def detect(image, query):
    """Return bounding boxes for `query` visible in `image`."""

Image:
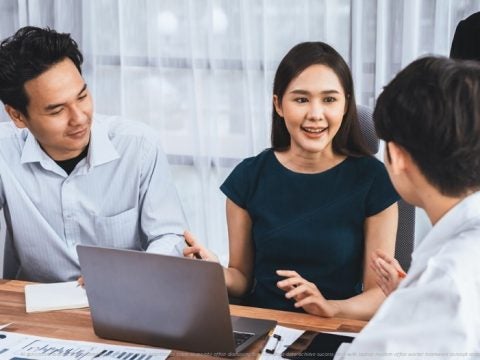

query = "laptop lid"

[77,245,275,354]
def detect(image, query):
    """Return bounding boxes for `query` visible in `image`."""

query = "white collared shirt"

[0,114,187,282]
[335,191,480,359]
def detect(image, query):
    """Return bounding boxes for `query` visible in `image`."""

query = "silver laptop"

[77,245,276,354]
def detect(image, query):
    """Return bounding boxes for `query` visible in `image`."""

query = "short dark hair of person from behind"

[270,41,371,157]
[450,12,480,61]
[0,26,83,115]
[374,56,480,197]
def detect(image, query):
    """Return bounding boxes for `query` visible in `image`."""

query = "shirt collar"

[19,116,120,170]
[20,130,49,165]
[86,117,120,168]
[20,131,66,176]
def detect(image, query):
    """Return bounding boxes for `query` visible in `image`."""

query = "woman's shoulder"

[221,149,275,207]
[347,155,388,175]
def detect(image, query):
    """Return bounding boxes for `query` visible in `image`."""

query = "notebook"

[76,245,276,355]
[25,281,89,313]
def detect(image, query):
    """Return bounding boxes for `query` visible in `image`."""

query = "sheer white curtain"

[1,0,479,263]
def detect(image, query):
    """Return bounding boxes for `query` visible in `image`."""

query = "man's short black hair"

[374,56,480,197]
[450,12,480,61]
[0,26,83,115]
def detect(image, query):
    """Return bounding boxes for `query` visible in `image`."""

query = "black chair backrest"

[357,105,414,270]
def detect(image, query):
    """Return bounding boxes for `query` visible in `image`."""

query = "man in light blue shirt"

[0,27,187,282]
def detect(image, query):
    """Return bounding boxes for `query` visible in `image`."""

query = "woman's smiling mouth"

[301,126,328,137]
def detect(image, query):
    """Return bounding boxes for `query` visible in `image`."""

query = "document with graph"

[0,331,170,359]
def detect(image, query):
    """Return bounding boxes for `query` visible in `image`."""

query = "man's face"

[14,58,93,161]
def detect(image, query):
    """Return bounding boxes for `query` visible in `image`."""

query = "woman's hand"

[370,249,406,296]
[183,230,219,262]
[276,270,340,318]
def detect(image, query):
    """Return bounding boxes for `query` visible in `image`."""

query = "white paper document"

[24,281,89,313]
[0,331,170,360]
[260,325,305,359]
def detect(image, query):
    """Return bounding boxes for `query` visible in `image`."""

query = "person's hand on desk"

[77,276,84,287]
[276,270,341,318]
[183,230,219,262]
[370,249,406,296]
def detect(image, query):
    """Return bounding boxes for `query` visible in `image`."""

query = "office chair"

[3,238,19,279]
[357,104,415,271]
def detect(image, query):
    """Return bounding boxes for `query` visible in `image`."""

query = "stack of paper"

[24,281,89,313]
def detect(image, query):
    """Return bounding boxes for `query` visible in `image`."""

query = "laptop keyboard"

[233,331,255,347]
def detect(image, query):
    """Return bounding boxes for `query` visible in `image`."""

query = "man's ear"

[4,105,28,129]
[386,141,407,175]
[273,95,283,117]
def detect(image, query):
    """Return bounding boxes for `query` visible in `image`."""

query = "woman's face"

[274,64,347,156]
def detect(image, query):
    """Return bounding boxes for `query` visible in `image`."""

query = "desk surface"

[0,280,366,359]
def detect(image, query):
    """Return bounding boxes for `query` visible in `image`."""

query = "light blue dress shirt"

[0,114,187,282]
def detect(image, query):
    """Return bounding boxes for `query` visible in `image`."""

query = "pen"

[397,270,407,279]
[185,239,202,260]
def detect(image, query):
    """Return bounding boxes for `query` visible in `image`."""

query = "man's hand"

[370,249,406,296]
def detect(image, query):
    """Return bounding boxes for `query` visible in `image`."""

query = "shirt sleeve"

[365,160,400,217]
[0,158,5,209]
[139,137,188,256]
[0,162,5,238]
[146,234,186,256]
[334,265,472,359]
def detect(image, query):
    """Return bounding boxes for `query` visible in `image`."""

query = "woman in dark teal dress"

[184,42,399,320]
